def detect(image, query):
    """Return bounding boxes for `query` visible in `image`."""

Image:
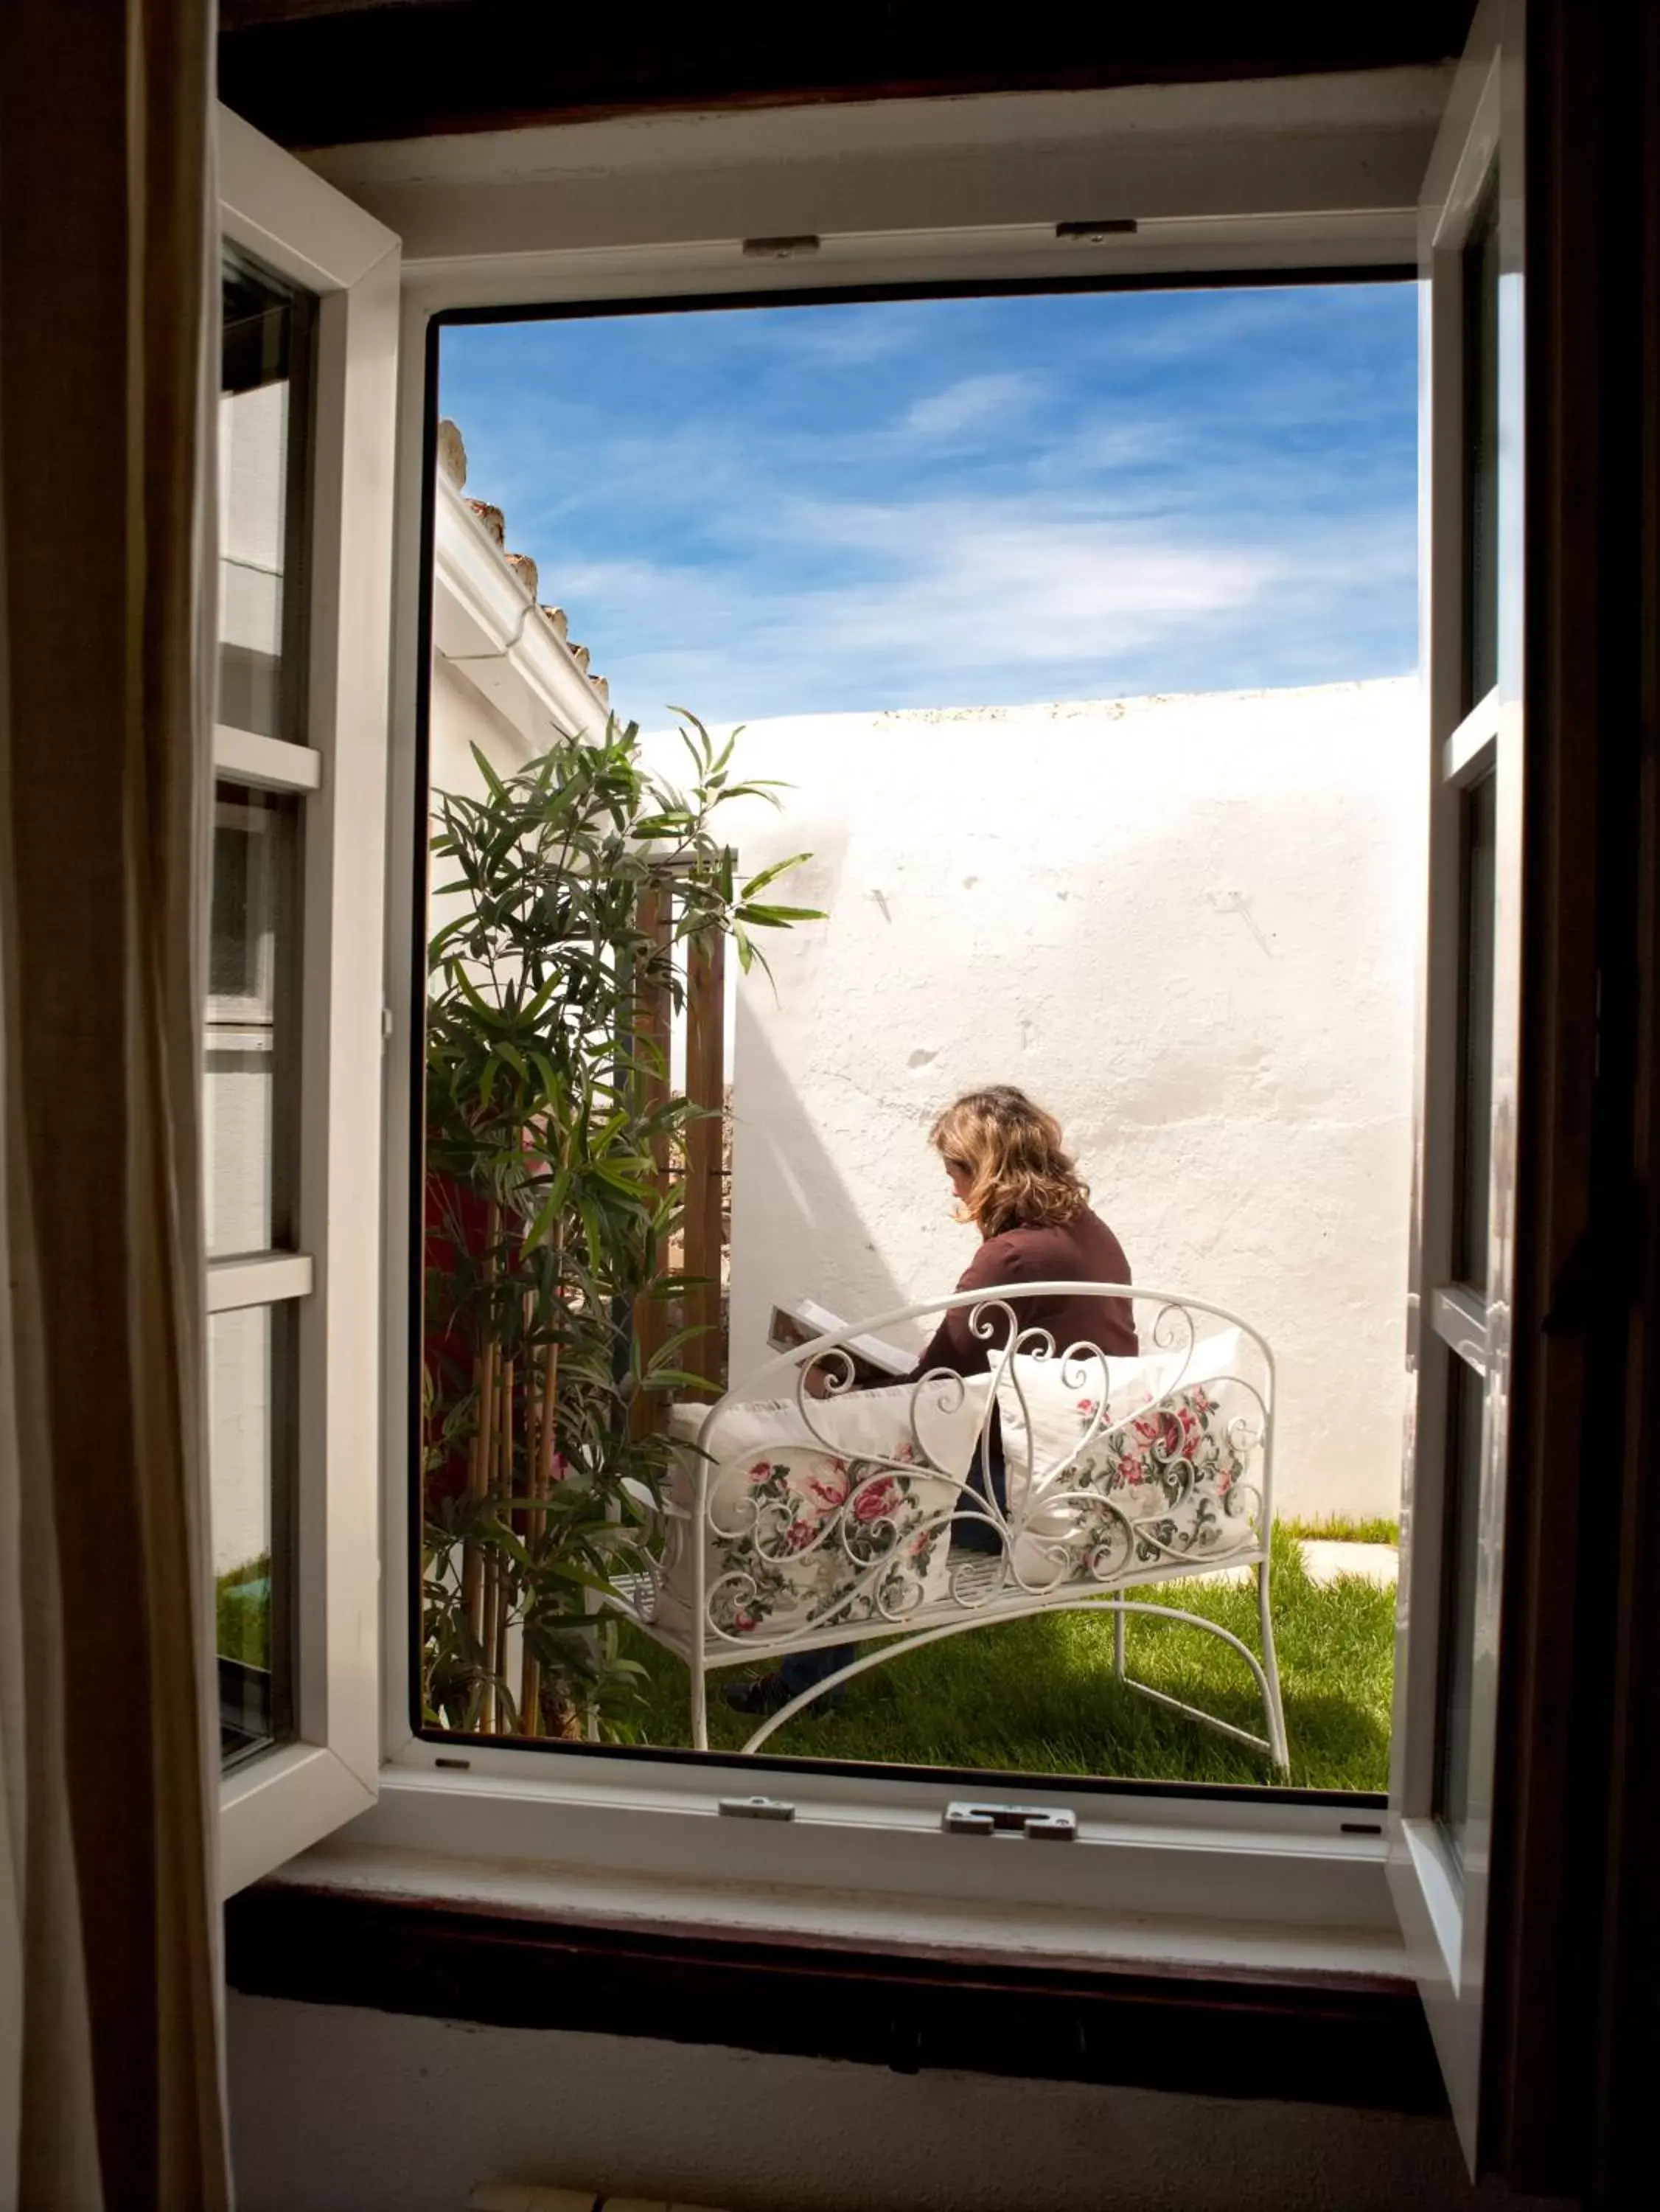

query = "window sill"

[311,1754,1398,1959]
[226,1855,1443,2114]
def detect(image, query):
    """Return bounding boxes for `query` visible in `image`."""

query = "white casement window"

[1387,0,1523,2163]
[231,0,1532,2161]
[211,111,400,1896]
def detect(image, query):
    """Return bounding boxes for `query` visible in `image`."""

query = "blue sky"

[439,283,1417,725]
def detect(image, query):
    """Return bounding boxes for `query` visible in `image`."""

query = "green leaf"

[470,741,508,801]
[454,962,508,1030]
[739,852,812,899]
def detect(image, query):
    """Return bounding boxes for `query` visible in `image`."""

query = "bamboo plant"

[422,712,817,1739]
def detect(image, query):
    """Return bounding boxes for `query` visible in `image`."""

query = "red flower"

[852,1478,899,1525]
[1157,1409,1197,1459]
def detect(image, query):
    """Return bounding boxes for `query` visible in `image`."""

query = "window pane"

[1463,186,1501,709]
[206,782,300,1257]
[220,249,314,741]
[211,1301,296,1767]
[1454,773,1498,1287]
[420,283,1421,1794]
[1435,1353,1485,1860]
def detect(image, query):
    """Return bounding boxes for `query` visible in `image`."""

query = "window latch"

[944,1801,1077,1840]
[718,1794,795,1822]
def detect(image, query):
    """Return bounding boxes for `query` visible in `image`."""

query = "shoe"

[722,1671,845,1717]
[722,1672,794,1717]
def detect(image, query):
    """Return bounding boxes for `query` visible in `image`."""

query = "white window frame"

[215,108,400,1899]
[1386,0,1523,2163]
[271,65,1464,1965]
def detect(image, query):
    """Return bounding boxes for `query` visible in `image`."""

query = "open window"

[220,0,1585,2167]
[212,110,400,1895]
[1387,0,1521,2164]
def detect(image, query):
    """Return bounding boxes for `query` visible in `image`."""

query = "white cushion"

[994,1327,1263,1585]
[658,1374,992,1646]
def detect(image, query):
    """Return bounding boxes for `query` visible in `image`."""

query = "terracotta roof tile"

[439,417,611,709]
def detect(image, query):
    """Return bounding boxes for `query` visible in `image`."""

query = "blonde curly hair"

[929,1085,1089,1240]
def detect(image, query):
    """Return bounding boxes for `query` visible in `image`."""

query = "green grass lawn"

[1280,1514,1401,1547]
[216,1554,271,1670]
[624,1528,1395,1791]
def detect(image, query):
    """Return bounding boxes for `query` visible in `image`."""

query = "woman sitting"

[725,1085,1135,1717]
[905,1083,1137,1382]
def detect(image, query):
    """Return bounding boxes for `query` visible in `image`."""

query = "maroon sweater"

[904,1206,1137,1380]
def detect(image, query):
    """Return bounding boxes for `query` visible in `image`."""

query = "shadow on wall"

[725,956,915,1371]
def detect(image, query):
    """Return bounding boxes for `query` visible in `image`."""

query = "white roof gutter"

[431,470,614,751]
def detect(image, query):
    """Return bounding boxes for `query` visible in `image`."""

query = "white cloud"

[806,509,1272,667]
[1038,420,1183,476]
[773,305,936,365]
[904,373,1044,439]
[557,490,1298,723]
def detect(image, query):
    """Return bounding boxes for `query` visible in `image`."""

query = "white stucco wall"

[714,679,1423,1524]
[430,653,539,797]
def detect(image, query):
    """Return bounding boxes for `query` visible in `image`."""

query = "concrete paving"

[1205,1539,1400,1590]
[1298,1539,1398,1587]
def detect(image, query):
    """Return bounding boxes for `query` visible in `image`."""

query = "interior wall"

[226,1994,1539,2212]
[714,678,1422,1524]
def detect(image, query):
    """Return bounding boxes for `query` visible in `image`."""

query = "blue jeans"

[779,1427,1009,1692]
[952,1421,1009,1554]
[778,1643,852,1695]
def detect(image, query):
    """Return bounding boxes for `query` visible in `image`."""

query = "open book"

[767,1295,915,1381]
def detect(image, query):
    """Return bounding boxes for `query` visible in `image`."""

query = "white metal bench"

[613,1284,1289,1770]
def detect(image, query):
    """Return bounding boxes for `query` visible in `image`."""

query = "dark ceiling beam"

[219,1,1477,152]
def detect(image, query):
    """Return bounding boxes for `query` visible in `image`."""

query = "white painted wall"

[430,653,538,796]
[713,679,1422,1524]
[228,1995,1535,2212]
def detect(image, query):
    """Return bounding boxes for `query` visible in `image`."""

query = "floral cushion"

[995,1330,1264,1585]
[659,1376,991,1647]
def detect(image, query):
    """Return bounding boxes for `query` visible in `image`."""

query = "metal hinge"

[944,1801,1078,1840]
[718,1794,796,1822]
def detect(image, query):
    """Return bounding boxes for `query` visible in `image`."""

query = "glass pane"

[1454,773,1498,1287]
[205,782,300,1257]
[1435,1353,1485,1860]
[1463,185,1501,709]
[422,282,1422,1793]
[211,1301,296,1767]
[220,248,315,741]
